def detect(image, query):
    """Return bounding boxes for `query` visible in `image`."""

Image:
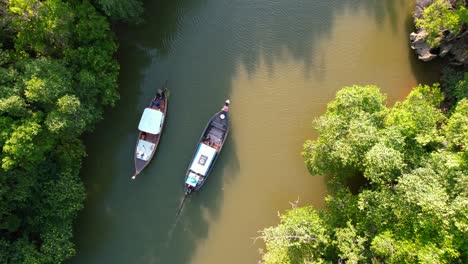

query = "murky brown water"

[70,1,439,263]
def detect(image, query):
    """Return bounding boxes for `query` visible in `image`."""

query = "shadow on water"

[359,0,405,32]
[71,40,151,255]
[70,0,425,263]
[115,0,207,56]
[117,0,413,78]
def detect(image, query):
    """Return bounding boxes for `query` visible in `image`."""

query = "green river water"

[70,0,439,263]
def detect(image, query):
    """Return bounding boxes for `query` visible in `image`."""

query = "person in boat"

[222,99,230,112]
[205,136,214,147]
[151,100,160,109]
[141,132,147,140]
[156,88,165,99]
[138,145,146,159]
[186,183,196,194]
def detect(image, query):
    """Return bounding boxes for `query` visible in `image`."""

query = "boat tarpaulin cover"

[186,172,200,187]
[138,108,164,134]
[136,139,155,161]
[189,143,217,176]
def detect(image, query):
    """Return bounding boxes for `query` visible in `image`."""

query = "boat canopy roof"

[190,143,217,176]
[138,108,164,134]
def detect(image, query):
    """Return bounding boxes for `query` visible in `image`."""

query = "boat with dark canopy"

[184,100,230,194]
[132,84,169,180]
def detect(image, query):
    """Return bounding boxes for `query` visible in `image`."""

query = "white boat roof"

[189,143,217,176]
[138,108,164,134]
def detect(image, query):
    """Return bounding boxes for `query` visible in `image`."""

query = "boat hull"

[132,87,169,179]
[184,109,229,194]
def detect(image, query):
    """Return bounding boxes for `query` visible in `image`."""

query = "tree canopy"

[0,0,119,262]
[261,85,468,263]
[95,0,144,23]
[416,0,467,47]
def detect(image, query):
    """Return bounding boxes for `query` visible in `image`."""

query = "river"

[70,0,439,263]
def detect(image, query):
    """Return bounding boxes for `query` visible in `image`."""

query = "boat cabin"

[138,108,164,135]
[136,108,164,161]
[186,143,217,186]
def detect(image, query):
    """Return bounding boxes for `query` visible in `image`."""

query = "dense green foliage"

[262,207,329,263]
[261,85,468,263]
[95,0,143,23]
[416,0,467,47]
[441,67,468,107]
[0,0,118,262]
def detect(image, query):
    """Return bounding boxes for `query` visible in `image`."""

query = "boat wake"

[175,194,188,218]
[164,195,189,248]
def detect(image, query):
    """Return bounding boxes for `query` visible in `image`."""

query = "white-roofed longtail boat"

[132,83,169,180]
[184,100,230,195]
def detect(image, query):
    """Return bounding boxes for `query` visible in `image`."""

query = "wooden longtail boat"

[132,85,169,180]
[184,100,230,195]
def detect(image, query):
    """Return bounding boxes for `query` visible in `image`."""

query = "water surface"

[71,1,439,263]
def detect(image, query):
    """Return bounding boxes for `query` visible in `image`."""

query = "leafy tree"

[262,84,468,263]
[385,84,445,146]
[415,0,465,47]
[441,67,468,107]
[261,207,330,264]
[302,85,387,178]
[363,143,405,186]
[459,5,468,23]
[65,0,120,107]
[356,189,397,235]
[370,231,397,262]
[0,95,28,117]
[22,58,73,108]
[0,0,119,263]
[379,84,445,171]
[444,99,468,150]
[45,95,95,138]
[9,0,74,55]
[2,115,54,171]
[334,221,366,264]
[396,168,450,230]
[370,231,449,264]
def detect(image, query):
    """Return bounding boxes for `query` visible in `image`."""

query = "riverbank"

[69,1,444,263]
[0,1,120,262]
[410,0,467,107]
[259,1,467,263]
[261,82,467,263]
[410,0,467,64]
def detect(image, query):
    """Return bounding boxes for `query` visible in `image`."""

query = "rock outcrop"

[410,0,467,65]
[410,30,437,62]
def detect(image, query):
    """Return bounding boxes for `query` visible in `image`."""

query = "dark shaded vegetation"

[0,0,132,262]
[413,0,467,109]
[94,0,144,23]
[441,66,468,108]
